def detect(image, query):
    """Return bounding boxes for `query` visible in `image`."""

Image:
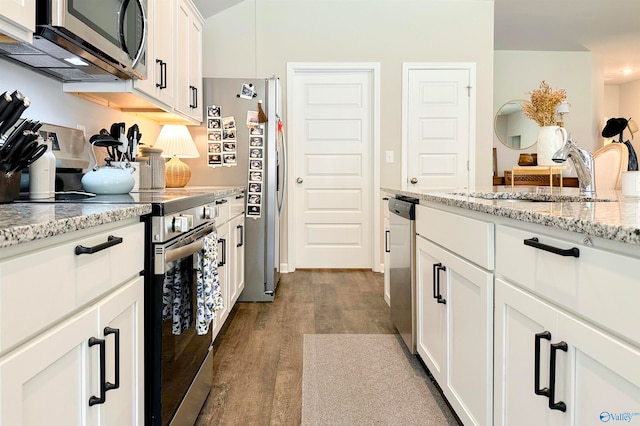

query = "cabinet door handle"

[534,331,551,398]
[215,199,228,205]
[384,230,390,253]
[104,327,120,392]
[218,238,226,267]
[549,341,568,412]
[237,225,244,247]
[524,237,580,258]
[193,86,198,108]
[155,59,167,89]
[88,337,107,406]
[75,235,123,255]
[432,263,441,300]
[436,264,446,304]
[235,194,244,199]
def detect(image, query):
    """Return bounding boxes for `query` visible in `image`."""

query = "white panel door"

[291,69,373,268]
[406,67,471,190]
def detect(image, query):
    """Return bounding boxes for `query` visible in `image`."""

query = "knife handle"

[0,98,30,136]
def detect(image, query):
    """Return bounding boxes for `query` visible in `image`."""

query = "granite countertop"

[383,186,640,245]
[0,186,246,249]
[0,203,152,248]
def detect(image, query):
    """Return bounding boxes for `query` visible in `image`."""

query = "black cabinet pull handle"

[215,199,229,205]
[432,263,441,300]
[436,264,447,304]
[218,238,226,267]
[236,194,244,199]
[104,327,120,392]
[193,86,198,108]
[549,341,568,412]
[237,225,244,247]
[155,59,167,88]
[524,237,580,258]
[75,235,123,255]
[88,337,107,406]
[534,331,551,398]
[382,197,389,201]
[384,230,390,253]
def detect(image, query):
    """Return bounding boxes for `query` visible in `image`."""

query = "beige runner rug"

[302,334,459,425]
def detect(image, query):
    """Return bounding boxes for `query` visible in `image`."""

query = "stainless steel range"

[17,123,224,425]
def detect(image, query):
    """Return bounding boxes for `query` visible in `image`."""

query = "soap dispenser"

[29,137,55,199]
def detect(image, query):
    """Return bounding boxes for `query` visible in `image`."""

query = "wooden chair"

[593,143,628,190]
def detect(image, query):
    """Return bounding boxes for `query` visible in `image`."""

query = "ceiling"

[192,0,640,85]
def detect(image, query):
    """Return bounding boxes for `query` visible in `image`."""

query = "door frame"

[401,62,477,190]
[286,62,381,273]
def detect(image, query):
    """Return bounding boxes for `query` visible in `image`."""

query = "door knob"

[410,177,418,184]
[296,177,303,184]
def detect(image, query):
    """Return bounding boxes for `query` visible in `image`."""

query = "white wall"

[196,0,495,190]
[0,60,162,152]
[493,50,600,178]
[617,80,640,154]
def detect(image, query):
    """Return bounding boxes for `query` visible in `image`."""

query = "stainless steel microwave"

[0,0,147,82]
[34,0,148,80]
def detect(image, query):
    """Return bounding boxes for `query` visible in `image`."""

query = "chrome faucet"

[552,138,596,197]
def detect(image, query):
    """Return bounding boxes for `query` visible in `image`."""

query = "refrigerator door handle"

[277,119,287,213]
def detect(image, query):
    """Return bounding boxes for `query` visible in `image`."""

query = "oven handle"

[165,239,204,264]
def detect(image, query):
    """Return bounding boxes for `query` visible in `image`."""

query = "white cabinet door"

[175,0,203,122]
[0,308,97,426]
[134,0,175,107]
[416,235,448,386]
[383,214,390,306]
[495,278,640,426]
[0,277,144,426]
[417,235,493,426]
[97,276,144,426]
[215,222,230,327]
[0,0,35,42]
[229,214,245,306]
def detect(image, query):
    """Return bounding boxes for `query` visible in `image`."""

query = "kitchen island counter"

[383,187,640,246]
[0,203,152,248]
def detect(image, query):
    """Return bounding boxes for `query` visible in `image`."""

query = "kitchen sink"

[448,192,616,202]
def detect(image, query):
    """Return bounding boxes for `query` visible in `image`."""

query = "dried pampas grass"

[522,81,567,127]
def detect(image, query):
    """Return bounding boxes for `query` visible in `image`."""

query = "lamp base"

[164,156,191,188]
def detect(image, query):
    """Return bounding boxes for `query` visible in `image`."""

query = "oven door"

[147,223,215,425]
[50,0,147,75]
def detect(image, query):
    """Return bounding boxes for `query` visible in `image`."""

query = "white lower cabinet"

[0,276,144,425]
[416,235,493,426]
[494,278,640,426]
[215,220,230,329]
[229,214,245,306]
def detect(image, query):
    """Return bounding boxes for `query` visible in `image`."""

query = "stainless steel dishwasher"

[388,195,418,354]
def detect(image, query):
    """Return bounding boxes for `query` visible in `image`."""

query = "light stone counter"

[382,187,640,246]
[0,203,152,248]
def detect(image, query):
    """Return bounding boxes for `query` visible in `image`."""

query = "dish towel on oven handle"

[162,257,193,335]
[196,229,224,335]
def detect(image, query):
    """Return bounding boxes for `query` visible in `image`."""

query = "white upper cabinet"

[0,0,35,43]
[174,0,203,122]
[134,0,176,109]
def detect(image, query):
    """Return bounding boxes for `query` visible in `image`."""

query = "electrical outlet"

[385,150,394,163]
[76,124,86,135]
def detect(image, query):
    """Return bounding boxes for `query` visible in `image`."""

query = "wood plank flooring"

[195,269,396,425]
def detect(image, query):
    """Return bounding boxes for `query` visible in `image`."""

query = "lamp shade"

[153,125,200,158]
[556,101,570,114]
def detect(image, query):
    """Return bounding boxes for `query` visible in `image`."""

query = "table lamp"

[153,124,200,187]
[556,101,570,127]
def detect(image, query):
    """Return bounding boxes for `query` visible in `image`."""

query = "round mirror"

[494,99,539,150]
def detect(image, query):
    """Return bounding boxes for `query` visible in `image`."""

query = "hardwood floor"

[195,269,396,425]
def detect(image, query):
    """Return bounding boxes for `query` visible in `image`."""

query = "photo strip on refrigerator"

[206,105,226,168]
[246,124,265,218]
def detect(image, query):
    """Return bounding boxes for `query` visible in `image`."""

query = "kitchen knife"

[0,92,12,121]
[0,96,30,136]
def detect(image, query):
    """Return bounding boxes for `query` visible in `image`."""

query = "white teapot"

[81,141,135,194]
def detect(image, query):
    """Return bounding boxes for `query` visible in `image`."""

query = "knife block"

[0,171,21,203]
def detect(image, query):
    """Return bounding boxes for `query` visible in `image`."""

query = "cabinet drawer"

[215,197,230,224]
[496,224,640,346]
[416,205,494,270]
[229,193,245,219]
[0,222,144,354]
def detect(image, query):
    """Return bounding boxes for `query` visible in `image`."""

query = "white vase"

[536,125,567,166]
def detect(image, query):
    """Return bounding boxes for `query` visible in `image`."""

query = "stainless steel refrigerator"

[202,77,285,302]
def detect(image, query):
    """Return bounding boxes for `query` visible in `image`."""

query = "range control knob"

[203,205,216,220]
[172,215,193,233]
